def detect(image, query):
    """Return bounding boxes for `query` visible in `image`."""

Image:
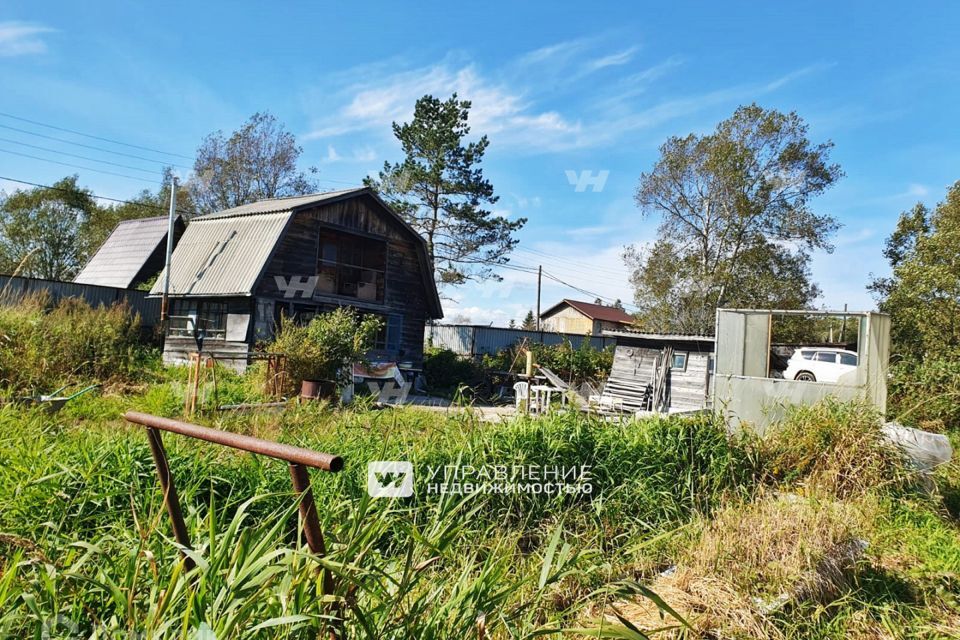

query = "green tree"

[623,104,842,334]
[189,112,318,215]
[521,310,536,330]
[0,176,98,279]
[367,93,525,285]
[869,182,960,359]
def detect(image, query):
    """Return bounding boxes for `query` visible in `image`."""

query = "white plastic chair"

[513,381,537,413]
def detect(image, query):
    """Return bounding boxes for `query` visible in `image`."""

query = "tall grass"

[0,397,751,637]
[0,292,154,391]
[1,387,958,638]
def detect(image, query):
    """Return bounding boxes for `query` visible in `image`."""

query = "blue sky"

[2,2,958,324]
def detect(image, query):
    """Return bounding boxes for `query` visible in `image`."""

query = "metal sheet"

[75,215,174,288]
[712,308,891,433]
[150,212,292,297]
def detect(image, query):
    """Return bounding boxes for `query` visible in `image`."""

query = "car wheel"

[795,371,816,382]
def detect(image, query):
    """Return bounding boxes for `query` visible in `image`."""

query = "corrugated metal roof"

[601,328,715,341]
[149,212,292,297]
[197,188,366,219]
[75,215,175,289]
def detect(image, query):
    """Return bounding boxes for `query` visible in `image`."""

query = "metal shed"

[712,308,891,433]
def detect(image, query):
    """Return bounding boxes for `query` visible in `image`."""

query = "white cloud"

[302,42,824,155]
[583,46,639,73]
[303,61,583,150]
[0,21,55,57]
[322,144,377,164]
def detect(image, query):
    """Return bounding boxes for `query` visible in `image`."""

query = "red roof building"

[540,298,634,335]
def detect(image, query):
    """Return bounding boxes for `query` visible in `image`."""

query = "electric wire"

[0,111,193,160]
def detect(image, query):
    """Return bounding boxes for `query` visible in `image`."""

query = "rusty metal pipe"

[124,411,343,472]
[146,427,195,572]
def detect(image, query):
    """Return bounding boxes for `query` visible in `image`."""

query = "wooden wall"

[255,194,435,365]
[604,336,714,413]
[161,297,253,372]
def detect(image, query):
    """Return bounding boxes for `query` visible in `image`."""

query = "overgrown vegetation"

[0,292,154,391]
[269,307,382,395]
[423,339,614,397]
[0,386,957,637]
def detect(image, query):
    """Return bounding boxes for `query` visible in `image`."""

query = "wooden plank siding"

[669,352,710,411]
[602,336,714,413]
[254,194,433,365]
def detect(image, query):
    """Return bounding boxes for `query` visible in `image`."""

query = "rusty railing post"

[290,462,341,637]
[123,411,345,633]
[145,426,194,572]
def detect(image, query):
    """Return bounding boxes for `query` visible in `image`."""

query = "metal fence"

[0,274,161,328]
[425,323,616,357]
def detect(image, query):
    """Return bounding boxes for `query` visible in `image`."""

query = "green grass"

[0,381,958,638]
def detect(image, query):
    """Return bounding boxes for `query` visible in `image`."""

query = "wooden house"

[600,329,714,413]
[150,188,443,371]
[541,299,634,335]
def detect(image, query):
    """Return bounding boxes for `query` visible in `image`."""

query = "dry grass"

[596,492,869,638]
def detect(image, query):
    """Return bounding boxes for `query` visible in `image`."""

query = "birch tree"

[624,104,842,333]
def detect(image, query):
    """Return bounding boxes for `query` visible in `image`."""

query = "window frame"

[167,299,227,339]
[671,351,688,372]
[316,228,388,304]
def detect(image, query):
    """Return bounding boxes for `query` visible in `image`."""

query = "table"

[530,385,567,413]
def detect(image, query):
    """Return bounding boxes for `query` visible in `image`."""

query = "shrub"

[888,357,960,431]
[269,307,382,393]
[422,346,484,394]
[482,339,614,385]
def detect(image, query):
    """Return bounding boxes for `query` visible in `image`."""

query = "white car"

[782,348,858,383]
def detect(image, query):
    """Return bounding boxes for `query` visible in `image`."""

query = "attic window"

[316,230,386,303]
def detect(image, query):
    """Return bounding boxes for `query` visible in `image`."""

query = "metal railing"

[123,411,343,634]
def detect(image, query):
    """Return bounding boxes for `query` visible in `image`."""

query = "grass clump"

[0,292,154,391]
[761,399,910,499]
[601,492,869,639]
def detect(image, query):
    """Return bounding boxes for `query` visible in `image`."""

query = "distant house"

[149,187,443,371]
[540,299,634,335]
[75,215,185,289]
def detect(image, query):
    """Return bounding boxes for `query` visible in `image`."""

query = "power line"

[515,246,634,278]
[0,123,193,170]
[0,174,193,215]
[541,269,639,312]
[0,111,193,160]
[0,148,161,184]
[0,136,163,176]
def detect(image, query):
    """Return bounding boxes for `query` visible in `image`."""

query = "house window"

[168,299,227,339]
[317,230,386,303]
[363,313,404,353]
[671,351,688,371]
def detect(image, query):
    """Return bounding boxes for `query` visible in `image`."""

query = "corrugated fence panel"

[425,324,616,357]
[0,275,161,327]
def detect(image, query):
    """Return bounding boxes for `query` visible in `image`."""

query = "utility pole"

[839,303,848,343]
[160,177,178,325]
[536,265,542,331]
